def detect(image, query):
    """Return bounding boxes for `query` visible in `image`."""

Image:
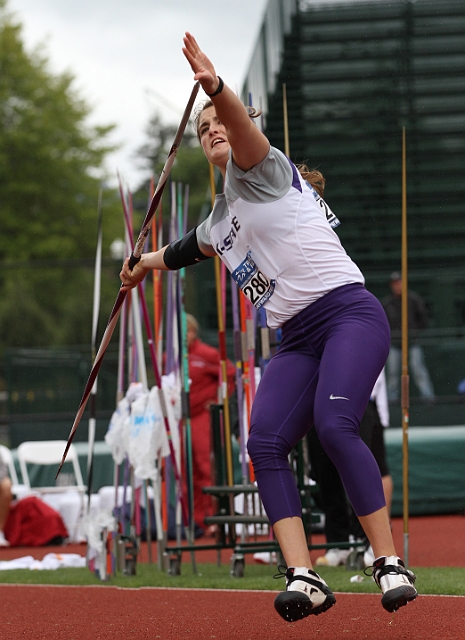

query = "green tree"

[0,1,124,354]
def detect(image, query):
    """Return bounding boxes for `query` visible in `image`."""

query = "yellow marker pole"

[210,164,234,486]
[401,127,410,567]
[282,83,290,157]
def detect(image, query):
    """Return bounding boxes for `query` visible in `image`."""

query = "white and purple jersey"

[196,146,364,329]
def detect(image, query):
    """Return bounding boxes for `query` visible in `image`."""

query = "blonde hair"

[296,165,326,198]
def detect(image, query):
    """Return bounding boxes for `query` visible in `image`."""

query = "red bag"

[4,496,68,546]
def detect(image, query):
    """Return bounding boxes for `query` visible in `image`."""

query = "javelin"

[57,82,200,477]
[86,187,103,509]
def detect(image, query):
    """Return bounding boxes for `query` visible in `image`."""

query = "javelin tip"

[55,457,65,479]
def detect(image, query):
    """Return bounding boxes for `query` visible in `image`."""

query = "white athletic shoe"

[316,548,351,567]
[367,555,417,612]
[0,530,10,547]
[274,566,336,622]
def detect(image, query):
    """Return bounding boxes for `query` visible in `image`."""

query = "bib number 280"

[232,253,275,309]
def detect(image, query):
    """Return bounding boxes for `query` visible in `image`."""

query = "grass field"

[1,562,464,596]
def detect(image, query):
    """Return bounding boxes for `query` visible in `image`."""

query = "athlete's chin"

[206,146,229,167]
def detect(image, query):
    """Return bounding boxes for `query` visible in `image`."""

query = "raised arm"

[182,32,269,172]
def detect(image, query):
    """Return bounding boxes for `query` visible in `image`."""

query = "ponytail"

[296,165,326,199]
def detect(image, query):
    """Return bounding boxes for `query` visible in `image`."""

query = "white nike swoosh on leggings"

[329,394,350,400]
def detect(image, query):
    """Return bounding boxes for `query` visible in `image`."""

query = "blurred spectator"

[186,314,235,533]
[382,272,434,401]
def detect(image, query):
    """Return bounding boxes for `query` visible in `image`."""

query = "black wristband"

[205,76,224,97]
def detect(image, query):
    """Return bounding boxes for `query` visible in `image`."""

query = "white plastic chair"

[17,440,86,493]
[16,440,87,541]
[0,444,20,485]
[0,444,29,499]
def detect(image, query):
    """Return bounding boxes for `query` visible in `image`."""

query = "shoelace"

[273,565,289,580]
[363,565,374,578]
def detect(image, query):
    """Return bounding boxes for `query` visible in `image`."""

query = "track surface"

[1,515,464,639]
[0,585,463,639]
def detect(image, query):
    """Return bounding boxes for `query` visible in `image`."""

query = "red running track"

[1,515,464,639]
[0,585,463,639]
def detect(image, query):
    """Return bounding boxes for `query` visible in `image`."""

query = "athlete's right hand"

[120,256,151,292]
[182,32,219,97]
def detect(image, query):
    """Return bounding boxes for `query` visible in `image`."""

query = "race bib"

[318,197,341,229]
[308,183,341,229]
[232,253,275,309]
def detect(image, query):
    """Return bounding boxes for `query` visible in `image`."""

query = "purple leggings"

[247,284,390,524]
